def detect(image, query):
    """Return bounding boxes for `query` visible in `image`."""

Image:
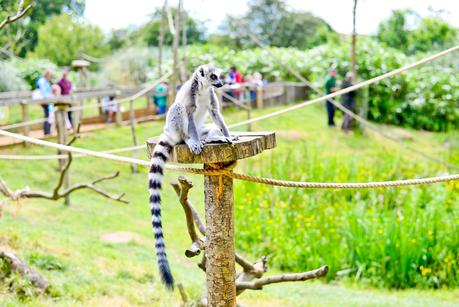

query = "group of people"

[324,66,357,132]
[224,66,266,101]
[34,69,73,135]
[151,66,266,114]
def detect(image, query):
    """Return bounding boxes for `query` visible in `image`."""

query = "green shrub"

[234,143,459,289]
[0,61,30,92]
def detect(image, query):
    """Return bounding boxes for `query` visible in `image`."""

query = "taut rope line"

[0,129,457,189]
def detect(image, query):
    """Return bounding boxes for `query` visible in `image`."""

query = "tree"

[410,17,457,53]
[376,9,416,53]
[32,14,109,67]
[351,0,358,76]
[130,8,206,47]
[376,10,457,54]
[220,0,337,49]
[0,0,33,31]
[0,0,85,56]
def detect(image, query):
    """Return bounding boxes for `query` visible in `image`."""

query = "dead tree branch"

[236,265,329,291]
[0,1,33,30]
[0,124,128,205]
[171,176,329,301]
[0,251,49,292]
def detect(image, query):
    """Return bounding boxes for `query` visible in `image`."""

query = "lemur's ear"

[199,67,205,77]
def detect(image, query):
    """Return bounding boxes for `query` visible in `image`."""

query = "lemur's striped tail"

[149,135,174,289]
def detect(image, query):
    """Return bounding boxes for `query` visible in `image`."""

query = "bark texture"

[204,162,236,306]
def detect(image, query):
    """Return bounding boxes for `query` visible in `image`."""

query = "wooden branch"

[0,1,33,30]
[22,171,128,204]
[0,251,49,292]
[171,177,200,242]
[177,282,189,303]
[236,265,329,291]
[0,172,128,205]
[171,176,268,269]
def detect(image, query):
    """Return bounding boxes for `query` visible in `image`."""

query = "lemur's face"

[199,65,224,88]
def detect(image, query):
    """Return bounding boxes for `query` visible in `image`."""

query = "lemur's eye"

[210,74,217,80]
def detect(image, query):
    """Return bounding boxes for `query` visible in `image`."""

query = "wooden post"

[146,94,153,111]
[55,104,70,206]
[204,161,236,305]
[115,91,122,127]
[256,86,264,109]
[20,101,30,144]
[168,0,181,105]
[129,99,139,173]
[147,132,276,306]
[97,98,103,116]
[72,99,81,132]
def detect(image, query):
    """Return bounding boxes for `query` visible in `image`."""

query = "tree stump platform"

[147,131,276,164]
[147,131,276,306]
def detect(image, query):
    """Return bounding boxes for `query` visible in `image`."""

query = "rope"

[0,129,457,189]
[230,43,459,128]
[0,144,146,160]
[241,29,459,170]
[0,73,171,130]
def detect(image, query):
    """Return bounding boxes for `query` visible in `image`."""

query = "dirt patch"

[99,231,144,244]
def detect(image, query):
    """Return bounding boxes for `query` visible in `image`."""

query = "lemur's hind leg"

[201,124,232,144]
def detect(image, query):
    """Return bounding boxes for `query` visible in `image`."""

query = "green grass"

[0,103,458,306]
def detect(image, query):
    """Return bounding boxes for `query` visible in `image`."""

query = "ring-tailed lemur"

[149,64,234,289]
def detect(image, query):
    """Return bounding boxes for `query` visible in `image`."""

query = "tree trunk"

[180,0,187,83]
[158,0,167,77]
[351,0,358,77]
[204,162,236,306]
[168,0,181,105]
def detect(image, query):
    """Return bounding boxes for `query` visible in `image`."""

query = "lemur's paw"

[231,135,239,142]
[187,140,203,154]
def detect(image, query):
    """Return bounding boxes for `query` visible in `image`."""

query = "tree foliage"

[377,10,457,54]
[32,14,109,67]
[0,0,86,56]
[113,8,206,50]
[220,0,338,49]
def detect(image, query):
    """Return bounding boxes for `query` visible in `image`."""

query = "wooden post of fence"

[147,132,276,306]
[115,91,122,127]
[146,94,153,112]
[55,103,71,206]
[245,87,252,131]
[71,95,81,133]
[129,99,139,173]
[20,101,30,145]
[97,98,103,116]
[256,86,264,109]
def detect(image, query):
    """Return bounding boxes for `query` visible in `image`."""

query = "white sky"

[84,0,459,34]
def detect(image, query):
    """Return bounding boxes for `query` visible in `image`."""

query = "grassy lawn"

[0,103,458,306]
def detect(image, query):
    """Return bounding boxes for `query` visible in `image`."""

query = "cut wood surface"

[147,132,276,164]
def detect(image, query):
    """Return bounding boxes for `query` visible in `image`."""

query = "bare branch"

[21,172,128,204]
[0,2,33,30]
[172,176,267,269]
[53,152,73,197]
[236,265,329,291]
[171,177,200,242]
[177,282,189,303]
[0,251,49,292]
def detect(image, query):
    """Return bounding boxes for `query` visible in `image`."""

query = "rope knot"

[206,161,238,198]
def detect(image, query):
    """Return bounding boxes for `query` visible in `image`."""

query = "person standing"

[153,82,168,115]
[341,72,357,132]
[230,66,243,99]
[57,68,73,128]
[324,67,337,127]
[36,70,54,135]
